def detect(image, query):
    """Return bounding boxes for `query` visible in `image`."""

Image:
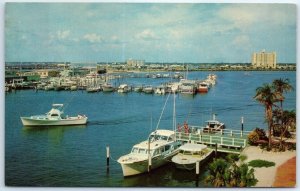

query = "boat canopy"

[150,129,174,137]
[52,104,64,107]
[179,143,207,152]
[205,120,221,124]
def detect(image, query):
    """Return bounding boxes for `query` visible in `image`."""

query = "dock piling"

[195,161,200,187]
[106,146,110,169]
[148,138,152,172]
[215,143,218,158]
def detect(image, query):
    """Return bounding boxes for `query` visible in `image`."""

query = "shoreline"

[242,146,296,187]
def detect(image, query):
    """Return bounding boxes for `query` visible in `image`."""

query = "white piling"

[195,161,200,187]
[106,146,110,168]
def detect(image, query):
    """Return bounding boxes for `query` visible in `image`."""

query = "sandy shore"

[241,146,296,187]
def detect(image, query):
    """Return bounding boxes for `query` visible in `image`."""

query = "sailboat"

[117,93,181,177]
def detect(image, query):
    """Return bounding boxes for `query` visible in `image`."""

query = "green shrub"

[248,160,275,168]
[248,131,259,145]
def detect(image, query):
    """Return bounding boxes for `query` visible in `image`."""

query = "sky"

[5,3,297,63]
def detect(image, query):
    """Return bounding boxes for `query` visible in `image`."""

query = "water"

[5,71,296,187]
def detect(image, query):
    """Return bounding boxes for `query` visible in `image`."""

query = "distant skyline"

[5,3,296,63]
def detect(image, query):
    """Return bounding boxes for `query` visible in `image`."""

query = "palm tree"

[254,84,278,148]
[205,159,229,187]
[279,110,296,150]
[272,78,293,110]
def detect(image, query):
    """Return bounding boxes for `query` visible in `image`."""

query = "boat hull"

[119,154,174,177]
[172,150,213,170]
[20,117,88,126]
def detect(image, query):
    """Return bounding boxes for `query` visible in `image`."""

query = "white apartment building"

[252,50,277,69]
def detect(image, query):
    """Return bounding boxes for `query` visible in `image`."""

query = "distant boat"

[102,83,115,92]
[171,143,213,170]
[143,85,154,94]
[133,86,143,92]
[117,84,130,93]
[197,81,209,93]
[86,86,101,93]
[20,104,88,126]
[203,114,225,133]
[155,85,166,94]
[179,79,196,95]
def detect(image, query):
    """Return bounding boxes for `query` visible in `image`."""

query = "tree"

[254,84,278,148]
[272,78,293,110]
[279,110,296,150]
[205,158,229,187]
[205,155,257,187]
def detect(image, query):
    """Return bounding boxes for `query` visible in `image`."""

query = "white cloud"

[135,29,159,41]
[83,33,103,43]
[233,35,250,46]
[217,4,296,30]
[56,30,70,40]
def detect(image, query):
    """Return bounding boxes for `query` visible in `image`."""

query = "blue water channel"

[5,71,296,187]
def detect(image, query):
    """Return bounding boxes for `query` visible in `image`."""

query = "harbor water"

[5,71,296,187]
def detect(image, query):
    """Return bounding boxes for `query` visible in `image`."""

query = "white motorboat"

[117,84,130,93]
[117,129,181,177]
[203,114,225,133]
[20,104,88,126]
[143,85,154,94]
[179,79,197,95]
[197,81,209,93]
[102,83,115,92]
[171,143,213,170]
[155,85,166,94]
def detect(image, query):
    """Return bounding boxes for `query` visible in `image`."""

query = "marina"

[5,71,296,187]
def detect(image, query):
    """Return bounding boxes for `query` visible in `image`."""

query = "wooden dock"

[175,126,251,154]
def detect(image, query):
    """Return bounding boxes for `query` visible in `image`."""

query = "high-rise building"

[252,50,277,69]
[126,59,145,67]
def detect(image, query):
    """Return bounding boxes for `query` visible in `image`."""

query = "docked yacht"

[20,104,88,126]
[143,85,154,94]
[117,129,181,177]
[197,81,209,93]
[171,143,213,170]
[179,79,197,95]
[102,83,115,92]
[117,84,130,93]
[203,114,225,133]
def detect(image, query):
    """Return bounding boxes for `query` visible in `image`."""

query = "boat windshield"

[149,135,170,142]
[131,147,152,155]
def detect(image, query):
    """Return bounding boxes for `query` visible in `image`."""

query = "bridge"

[175,126,251,154]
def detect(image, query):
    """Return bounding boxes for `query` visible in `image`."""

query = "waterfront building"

[126,59,145,67]
[251,50,277,69]
[34,69,59,79]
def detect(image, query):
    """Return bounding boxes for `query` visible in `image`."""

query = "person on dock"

[184,121,189,134]
[177,123,181,132]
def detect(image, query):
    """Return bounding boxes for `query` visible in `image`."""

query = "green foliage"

[248,131,259,145]
[254,128,268,140]
[248,128,268,145]
[205,157,258,187]
[248,159,275,168]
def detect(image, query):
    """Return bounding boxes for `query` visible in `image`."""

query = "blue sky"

[5,3,296,63]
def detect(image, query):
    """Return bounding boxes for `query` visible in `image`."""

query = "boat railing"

[175,127,249,149]
[188,125,251,137]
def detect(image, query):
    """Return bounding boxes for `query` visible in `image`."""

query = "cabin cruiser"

[102,83,115,92]
[143,85,154,94]
[203,114,225,133]
[197,81,209,93]
[20,104,88,126]
[117,84,130,93]
[171,143,213,170]
[179,79,197,95]
[117,129,181,177]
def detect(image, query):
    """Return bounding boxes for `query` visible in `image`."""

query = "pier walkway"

[175,126,251,154]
